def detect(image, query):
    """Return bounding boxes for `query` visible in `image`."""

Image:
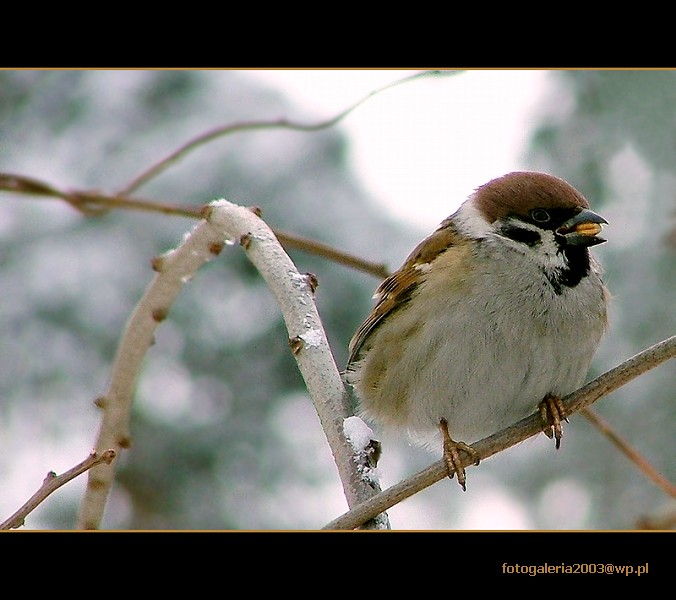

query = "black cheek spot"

[500,224,542,247]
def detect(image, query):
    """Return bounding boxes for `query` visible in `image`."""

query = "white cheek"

[492,224,568,272]
[533,232,568,270]
[453,196,494,237]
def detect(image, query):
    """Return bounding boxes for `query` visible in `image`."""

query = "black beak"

[556,208,608,247]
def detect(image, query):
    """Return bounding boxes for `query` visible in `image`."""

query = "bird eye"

[530,209,551,223]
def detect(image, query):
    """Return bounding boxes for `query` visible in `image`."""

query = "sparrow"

[345,171,609,490]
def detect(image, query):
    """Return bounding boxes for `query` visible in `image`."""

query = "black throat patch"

[544,246,592,295]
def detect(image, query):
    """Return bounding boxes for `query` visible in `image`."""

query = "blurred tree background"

[0,70,673,530]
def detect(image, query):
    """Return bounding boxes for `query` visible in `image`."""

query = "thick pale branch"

[205,200,387,521]
[322,334,676,530]
[1,450,115,530]
[76,216,234,529]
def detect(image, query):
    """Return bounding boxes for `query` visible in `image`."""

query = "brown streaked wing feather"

[347,268,419,364]
[347,221,466,365]
[404,220,463,268]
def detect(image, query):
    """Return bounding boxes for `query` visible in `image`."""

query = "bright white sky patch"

[538,478,592,529]
[459,486,534,530]
[247,69,548,230]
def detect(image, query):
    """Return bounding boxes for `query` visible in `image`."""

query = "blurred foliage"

[0,70,673,530]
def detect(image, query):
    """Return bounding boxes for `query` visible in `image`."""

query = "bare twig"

[0,173,203,217]
[273,227,390,279]
[0,173,389,278]
[1,450,115,530]
[581,407,676,498]
[119,70,463,194]
[322,334,676,530]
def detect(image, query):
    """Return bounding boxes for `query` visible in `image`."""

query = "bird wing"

[347,221,467,365]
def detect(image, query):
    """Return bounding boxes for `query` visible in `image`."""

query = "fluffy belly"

[403,331,592,444]
[354,294,603,447]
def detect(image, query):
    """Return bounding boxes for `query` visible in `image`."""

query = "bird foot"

[539,394,568,449]
[439,418,480,491]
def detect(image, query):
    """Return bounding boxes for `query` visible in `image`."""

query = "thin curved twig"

[205,200,388,526]
[119,70,464,194]
[0,173,389,279]
[1,450,116,530]
[581,407,676,498]
[322,334,676,530]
